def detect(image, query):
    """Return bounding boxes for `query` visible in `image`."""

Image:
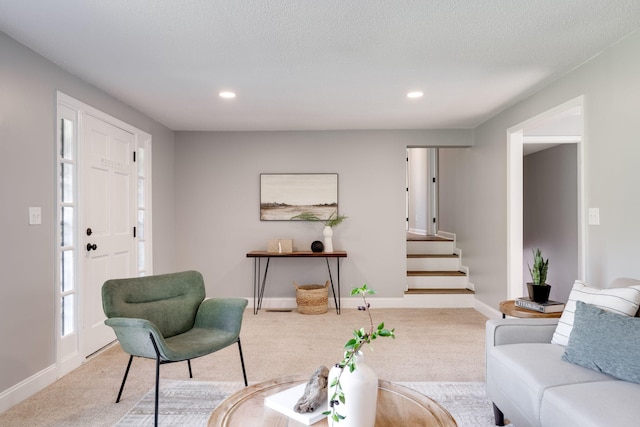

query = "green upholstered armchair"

[102,270,248,426]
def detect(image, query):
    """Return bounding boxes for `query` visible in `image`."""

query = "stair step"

[407,271,466,277]
[407,255,460,271]
[407,254,458,258]
[407,240,455,255]
[406,234,453,242]
[405,288,475,295]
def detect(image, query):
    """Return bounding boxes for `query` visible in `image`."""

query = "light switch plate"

[588,208,600,225]
[29,207,42,225]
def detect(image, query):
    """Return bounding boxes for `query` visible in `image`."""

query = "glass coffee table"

[209,375,457,426]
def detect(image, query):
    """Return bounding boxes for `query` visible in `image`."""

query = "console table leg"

[336,259,341,314]
[253,258,258,314]
[253,257,270,314]
[325,257,341,314]
[257,258,269,313]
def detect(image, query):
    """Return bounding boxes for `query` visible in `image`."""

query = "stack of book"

[515,297,565,313]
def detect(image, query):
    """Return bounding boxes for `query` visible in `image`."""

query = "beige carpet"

[0,307,488,426]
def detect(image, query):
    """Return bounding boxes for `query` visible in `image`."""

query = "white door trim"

[506,96,585,299]
[55,92,152,371]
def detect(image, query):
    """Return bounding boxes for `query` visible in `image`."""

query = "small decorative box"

[267,239,293,253]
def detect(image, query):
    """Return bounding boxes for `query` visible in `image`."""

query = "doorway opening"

[406,147,438,236]
[507,96,585,301]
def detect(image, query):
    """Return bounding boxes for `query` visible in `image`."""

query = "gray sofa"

[486,279,640,427]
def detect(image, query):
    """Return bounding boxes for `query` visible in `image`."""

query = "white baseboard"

[408,228,427,235]
[0,364,57,414]
[436,230,456,240]
[474,299,502,319]
[255,294,479,311]
[252,297,406,311]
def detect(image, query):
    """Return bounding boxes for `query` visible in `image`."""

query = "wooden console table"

[246,251,347,314]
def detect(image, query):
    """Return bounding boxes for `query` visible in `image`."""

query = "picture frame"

[260,173,338,221]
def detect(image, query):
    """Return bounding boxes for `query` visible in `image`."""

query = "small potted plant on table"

[527,248,551,303]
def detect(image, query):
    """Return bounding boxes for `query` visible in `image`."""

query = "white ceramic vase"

[327,352,378,427]
[323,225,334,252]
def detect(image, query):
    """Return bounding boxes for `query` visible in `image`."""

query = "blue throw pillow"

[562,301,640,384]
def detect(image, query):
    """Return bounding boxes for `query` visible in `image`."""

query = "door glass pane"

[137,178,145,208]
[138,241,145,270]
[61,294,75,336]
[61,163,74,203]
[61,207,74,246]
[61,118,74,160]
[61,250,74,293]
[137,147,145,177]
[137,210,145,239]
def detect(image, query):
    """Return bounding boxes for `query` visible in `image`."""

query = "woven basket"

[293,281,329,315]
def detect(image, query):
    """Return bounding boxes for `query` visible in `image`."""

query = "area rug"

[115,380,512,426]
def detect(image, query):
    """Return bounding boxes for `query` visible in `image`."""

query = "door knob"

[87,243,97,251]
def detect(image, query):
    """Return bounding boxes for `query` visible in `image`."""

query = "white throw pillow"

[551,280,640,346]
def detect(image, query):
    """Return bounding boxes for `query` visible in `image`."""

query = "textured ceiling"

[1,1,639,131]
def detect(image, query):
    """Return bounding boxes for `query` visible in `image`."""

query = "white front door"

[81,114,137,355]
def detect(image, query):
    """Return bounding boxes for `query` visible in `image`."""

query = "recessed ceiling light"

[407,91,424,99]
[219,91,236,99]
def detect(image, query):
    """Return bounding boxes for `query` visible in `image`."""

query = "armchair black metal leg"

[187,359,193,378]
[150,334,161,427]
[237,338,248,387]
[115,355,134,403]
[154,355,160,427]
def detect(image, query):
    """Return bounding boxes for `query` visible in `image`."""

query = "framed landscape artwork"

[260,173,338,221]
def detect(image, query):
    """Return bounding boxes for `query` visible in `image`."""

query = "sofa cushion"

[562,301,640,384]
[540,380,640,427]
[487,342,614,426]
[551,280,640,346]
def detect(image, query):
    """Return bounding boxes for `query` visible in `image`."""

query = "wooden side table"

[499,300,563,319]
[209,375,457,426]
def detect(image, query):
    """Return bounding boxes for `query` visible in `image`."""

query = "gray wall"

[174,130,472,299]
[0,32,176,393]
[448,29,640,308]
[523,144,579,303]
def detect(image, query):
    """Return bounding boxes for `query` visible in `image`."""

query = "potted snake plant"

[527,248,551,303]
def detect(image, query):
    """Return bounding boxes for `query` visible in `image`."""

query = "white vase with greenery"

[326,285,395,425]
[323,225,334,252]
[291,211,347,253]
[327,351,377,427]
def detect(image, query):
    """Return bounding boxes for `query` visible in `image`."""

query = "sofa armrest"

[486,318,559,347]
